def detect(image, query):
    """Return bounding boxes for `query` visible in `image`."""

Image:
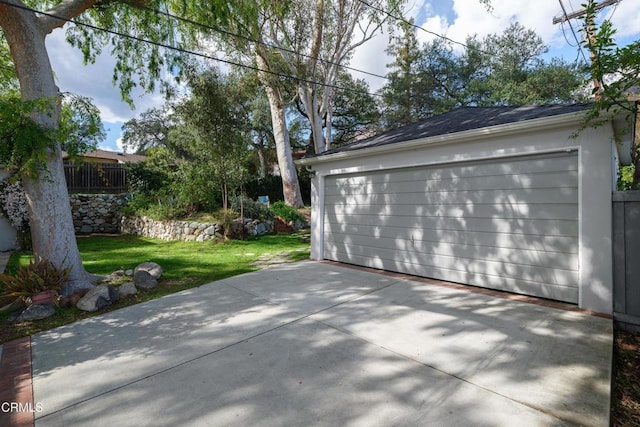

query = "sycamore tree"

[174,0,405,207]
[0,0,219,292]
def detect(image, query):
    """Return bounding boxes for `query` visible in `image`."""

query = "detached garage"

[298,105,631,315]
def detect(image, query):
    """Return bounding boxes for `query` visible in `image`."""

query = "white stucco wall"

[301,113,621,314]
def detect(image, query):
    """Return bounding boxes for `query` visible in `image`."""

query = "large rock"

[118,282,137,297]
[16,304,56,322]
[134,262,163,279]
[134,270,158,290]
[77,285,119,312]
[60,280,96,298]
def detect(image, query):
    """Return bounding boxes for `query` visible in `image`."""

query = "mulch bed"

[612,329,640,426]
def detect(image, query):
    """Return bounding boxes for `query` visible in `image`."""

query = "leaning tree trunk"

[255,53,304,207]
[264,85,304,207]
[1,4,94,293]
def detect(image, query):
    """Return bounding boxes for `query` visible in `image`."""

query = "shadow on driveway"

[32,261,612,426]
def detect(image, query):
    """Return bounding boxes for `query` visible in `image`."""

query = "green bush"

[244,175,284,203]
[0,259,71,303]
[618,164,636,190]
[270,201,305,223]
[230,196,274,222]
[244,170,312,205]
[121,193,191,220]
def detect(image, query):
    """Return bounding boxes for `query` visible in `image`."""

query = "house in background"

[62,149,147,194]
[298,104,633,315]
[62,149,146,164]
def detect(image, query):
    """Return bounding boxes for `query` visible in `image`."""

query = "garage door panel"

[331,155,577,186]
[325,252,578,303]
[323,153,579,303]
[325,243,578,287]
[326,212,578,237]
[325,225,578,254]
[325,232,579,270]
[325,187,578,206]
[328,202,577,221]
[327,171,578,196]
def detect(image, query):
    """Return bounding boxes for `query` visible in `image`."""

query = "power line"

[355,0,473,51]
[136,2,389,81]
[558,0,590,64]
[0,0,382,99]
[552,0,621,23]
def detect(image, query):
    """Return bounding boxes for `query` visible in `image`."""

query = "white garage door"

[323,152,579,303]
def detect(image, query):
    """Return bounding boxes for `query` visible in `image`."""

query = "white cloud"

[46,26,168,124]
[348,0,640,91]
[349,31,392,93]
[610,0,640,39]
[115,136,125,152]
[417,0,564,49]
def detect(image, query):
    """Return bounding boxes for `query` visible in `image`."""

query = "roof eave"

[296,109,587,167]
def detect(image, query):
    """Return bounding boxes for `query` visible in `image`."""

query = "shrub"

[270,201,305,223]
[230,196,274,222]
[0,259,71,303]
[244,170,312,205]
[244,175,284,203]
[618,164,636,191]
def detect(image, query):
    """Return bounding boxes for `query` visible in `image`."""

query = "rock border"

[120,216,275,242]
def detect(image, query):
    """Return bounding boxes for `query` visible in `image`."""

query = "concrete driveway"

[32,261,612,426]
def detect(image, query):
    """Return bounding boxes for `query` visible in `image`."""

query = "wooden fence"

[64,162,128,194]
[613,191,640,331]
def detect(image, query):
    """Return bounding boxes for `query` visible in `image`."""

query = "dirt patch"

[612,329,640,426]
[250,248,309,268]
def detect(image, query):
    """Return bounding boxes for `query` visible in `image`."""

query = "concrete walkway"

[31,261,612,426]
[0,251,10,273]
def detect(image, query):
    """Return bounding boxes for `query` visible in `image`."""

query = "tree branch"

[38,0,102,34]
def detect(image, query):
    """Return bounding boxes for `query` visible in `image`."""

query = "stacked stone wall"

[70,194,127,234]
[120,215,274,241]
[69,194,278,239]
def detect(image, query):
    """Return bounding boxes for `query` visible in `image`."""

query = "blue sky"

[45,0,640,153]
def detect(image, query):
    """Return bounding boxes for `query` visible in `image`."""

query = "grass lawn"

[0,231,310,343]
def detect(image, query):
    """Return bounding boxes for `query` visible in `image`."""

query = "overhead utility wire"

[137,3,389,81]
[558,0,590,64]
[355,0,473,51]
[0,1,382,98]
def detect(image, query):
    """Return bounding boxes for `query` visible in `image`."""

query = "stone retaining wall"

[70,194,127,234]
[120,215,274,242]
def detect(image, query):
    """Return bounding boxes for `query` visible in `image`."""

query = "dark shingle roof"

[62,149,147,163]
[316,104,590,157]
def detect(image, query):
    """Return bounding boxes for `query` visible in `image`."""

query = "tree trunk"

[299,86,327,154]
[252,136,267,178]
[255,53,304,207]
[1,4,94,293]
[264,85,304,207]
